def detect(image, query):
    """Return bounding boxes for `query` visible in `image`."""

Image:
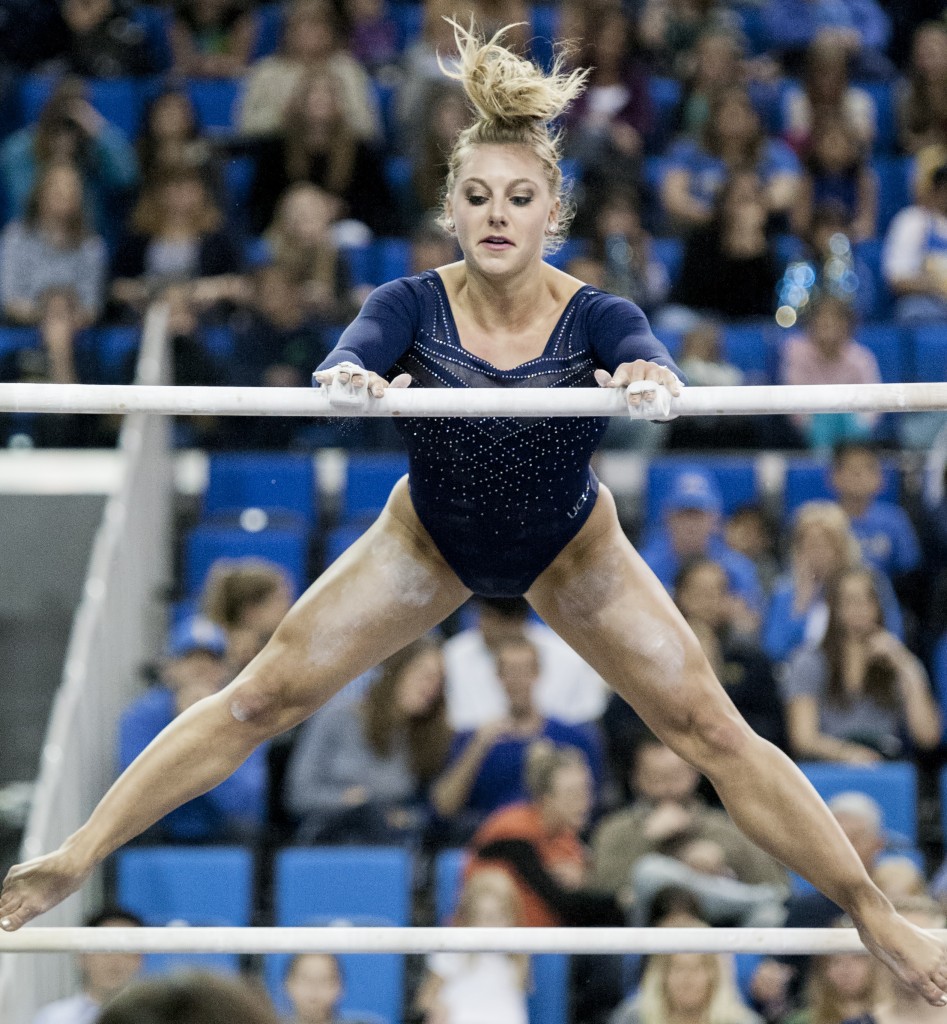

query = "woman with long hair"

[283,637,452,842]
[6,20,947,1007]
[899,22,947,155]
[782,566,941,763]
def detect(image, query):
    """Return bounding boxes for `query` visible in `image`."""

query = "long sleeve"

[587,292,683,379]
[314,278,419,376]
[283,700,353,816]
[763,578,808,662]
[0,223,29,309]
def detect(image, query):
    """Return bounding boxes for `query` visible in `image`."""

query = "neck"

[838,494,870,518]
[668,1009,706,1024]
[458,262,549,334]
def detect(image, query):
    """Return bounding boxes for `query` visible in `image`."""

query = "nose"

[487,199,508,227]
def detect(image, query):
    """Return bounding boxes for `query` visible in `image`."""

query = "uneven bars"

[2,926,946,955]
[0,382,945,418]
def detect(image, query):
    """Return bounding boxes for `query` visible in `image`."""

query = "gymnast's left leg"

[525,485,947,1006]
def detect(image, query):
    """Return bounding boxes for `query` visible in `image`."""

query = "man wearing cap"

[117,616,268,843]
[638,469,764,620]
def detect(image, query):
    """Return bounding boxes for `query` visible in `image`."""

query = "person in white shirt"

[443,597,609,730]
[32,908,143,1024]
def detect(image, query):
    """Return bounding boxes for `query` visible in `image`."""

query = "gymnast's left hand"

[0,846,92,932]
[594,360,683,420]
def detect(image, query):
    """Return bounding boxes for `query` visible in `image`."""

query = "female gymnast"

[3,20,947,1005]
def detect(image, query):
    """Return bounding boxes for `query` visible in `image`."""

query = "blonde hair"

[635,953,756,1024]
[791,500,862,570]
[454,868,522,927]
[437,18,589,251]
[524,740,587,799]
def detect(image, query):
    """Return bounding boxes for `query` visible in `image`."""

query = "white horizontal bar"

[2,926,945,955]
[0,382,944,418]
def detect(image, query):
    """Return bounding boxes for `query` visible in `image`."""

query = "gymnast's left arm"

[588,293,684,399]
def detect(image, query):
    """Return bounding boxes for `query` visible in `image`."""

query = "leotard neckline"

[429,269,593,374]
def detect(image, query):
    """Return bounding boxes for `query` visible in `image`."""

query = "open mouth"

[480,236,514,248]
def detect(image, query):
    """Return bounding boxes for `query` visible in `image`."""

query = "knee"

[225,633,315,733]
[685,703,758,773]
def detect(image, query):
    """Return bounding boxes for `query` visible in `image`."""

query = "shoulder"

[786,646,828,685]
[592,806,642,842]
[477,802,542,842]
[361,274,433,316]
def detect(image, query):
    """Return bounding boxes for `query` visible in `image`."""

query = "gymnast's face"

[449,144,559,275]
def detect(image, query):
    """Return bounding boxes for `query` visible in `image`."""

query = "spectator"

[168,0,256,79]
[761,0,892,78]
[764,501,903,663]
[782,37,876,155]
[409,216,460,276]
[137,88,218,188]
[442,596,608,731]
[590,737,787,921]
[791,114,877,244]
[724,504,780,595]
[119,615,267,842]
[263,182,357,322]
[608,948,763,1024]
[661,86,800,232]
[415,871,529,1024]
[781,566,940,762]
[283,953,377,1024]
[783,944,879,1024]
[830,442,921,581]
[675,28,745,141]
[872,856,928,901]
[111,165,243,314]
[239,0,380,143]
[284,637,452,843]
[585,190,669,317]
[669,168,780,319]
[96,971,280,1024]
[247,66,396,236]
[32,907,143,1024]
[674,557,787,748]
[466,742,624,927]
[0,161,106,332]
[56,0,152,79]
[431,635,604,833]
[408,83,469,222]
[0,77,137,236]
[344,0,399,74]
[779,296,881,449]
[637,0,742,76]
[639,467,765,617]
[882,161,947,324]
[898,22,947,155]
[562,6,651,204]
[847,897,947,1024]
[201,558,293,672]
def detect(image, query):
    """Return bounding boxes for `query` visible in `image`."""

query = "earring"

[546,223,559,235]
[445,218,455,232]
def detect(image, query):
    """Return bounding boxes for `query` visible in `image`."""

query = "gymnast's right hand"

[0,847,92,932]
[313,361,412,407]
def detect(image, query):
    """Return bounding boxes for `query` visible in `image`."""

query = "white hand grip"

[624,379,678,421]
[318,361,370,409]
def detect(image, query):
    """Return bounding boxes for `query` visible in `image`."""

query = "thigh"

[227,477,472,724]
[525,486,749,758]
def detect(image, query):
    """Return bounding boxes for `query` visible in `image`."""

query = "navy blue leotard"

[316,269,680,596]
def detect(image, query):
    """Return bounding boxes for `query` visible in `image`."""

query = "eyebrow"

[460,177,539,190]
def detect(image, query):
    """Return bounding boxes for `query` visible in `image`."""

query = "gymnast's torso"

[317,269,679,596]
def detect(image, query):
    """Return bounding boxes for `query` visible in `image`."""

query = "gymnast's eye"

[511,195,533,206]
[466,194,488,205]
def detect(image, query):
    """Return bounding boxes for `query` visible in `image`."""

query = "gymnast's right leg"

[0,479,471,932]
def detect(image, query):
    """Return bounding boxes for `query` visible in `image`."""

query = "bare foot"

[0,849,91,932]
[856,907,947,1006]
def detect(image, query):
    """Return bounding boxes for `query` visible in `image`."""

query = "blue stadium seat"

[391,3,424,50]
[0,326,39,359]
[116,846,253,975]
[651,237,684,287]
[434,848,468,924]
[382,156,412,213]
[529,5,558,70]
[272,848,412,1023]
[250,3,284,60]
[131,4,174,72]
[799,761,918,844]
[646,457,760,524]
[873,155,913,234]
[203,452,317,526]
[852,238,894,321]
[856,324,906,383]
[858,80,896,154]
[782,456,900,519]
[199,323,236,362]
[341,243,377,288]
[376,236,412,284]
[19,76,143,140]
[184,522,309,597]
[342,452,410,521]
[223,155,257,224]
[722,324,772,382]
[912,324,947,383]
[93,326,140,383]
[374,79,400,148]
[186,78,242,133]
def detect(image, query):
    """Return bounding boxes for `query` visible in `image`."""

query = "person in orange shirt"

[465,742,623,928]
